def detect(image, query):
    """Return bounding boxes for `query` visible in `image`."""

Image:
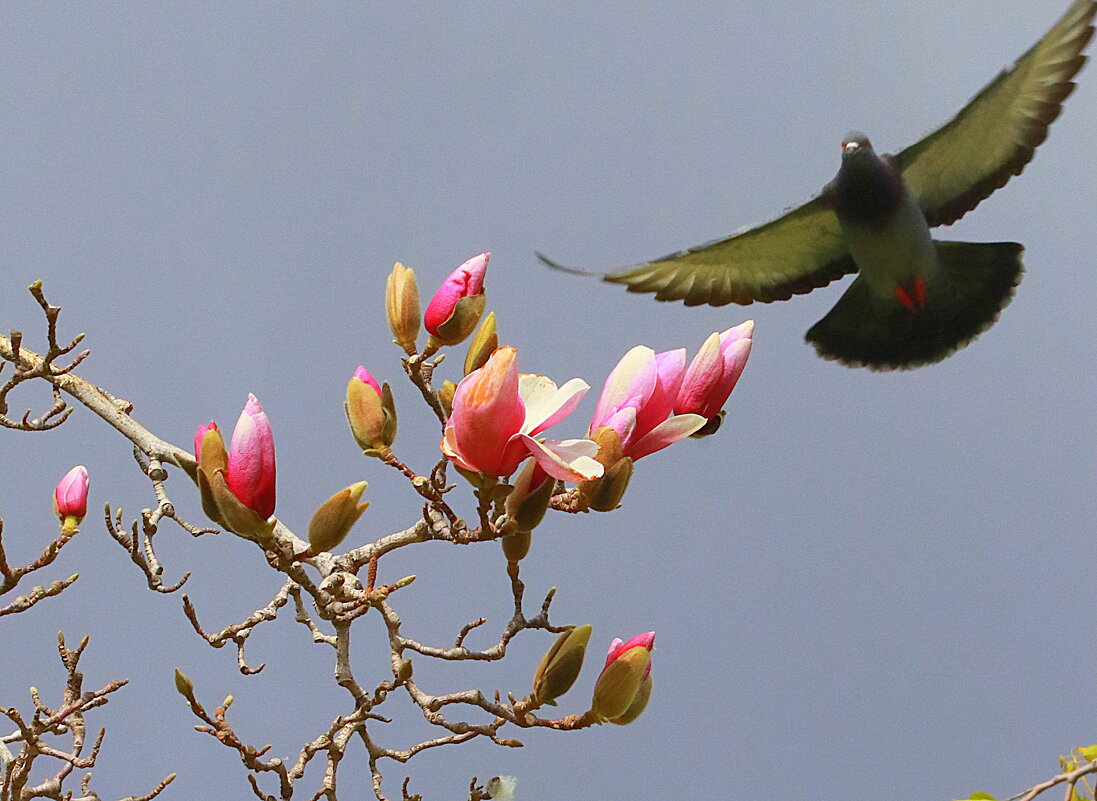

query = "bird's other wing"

[898,0,1095,227]
[539,194,852,307]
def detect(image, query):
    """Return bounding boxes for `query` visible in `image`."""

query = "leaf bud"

[532,624,591,706]
[307,481,369,553]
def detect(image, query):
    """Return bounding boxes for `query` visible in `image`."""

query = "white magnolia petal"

[519,434,605,481]
[523,377,590,437]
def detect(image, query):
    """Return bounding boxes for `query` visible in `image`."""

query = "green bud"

[438,380,456,420]
[500,530,531,563]
[397,658,414,682]
[590,646,650,722]
[532,625,591,706]
[463,311,498,376]
[196,427,230,527]
[386,262,421,351]
[504,460,555,532]
[174,668,195,700]
[608,673,651,725]
[577,426,627,511]
[587,457,633,512]
[345,377,397,455]
[307,481,369,553]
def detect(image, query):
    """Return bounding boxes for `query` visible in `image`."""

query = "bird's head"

[840,131,874,161]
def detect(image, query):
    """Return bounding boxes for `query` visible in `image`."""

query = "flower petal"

[450,347,525,474]
[519,435,604,482]
[523,377,590,436]
[627,413,707,460]
[633,348,686,438]
[591,346,656,430]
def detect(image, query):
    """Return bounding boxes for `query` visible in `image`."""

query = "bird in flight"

[541,0,1095,370]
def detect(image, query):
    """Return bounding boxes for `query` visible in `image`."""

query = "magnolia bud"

[345,368,397,455]
[577,426,629,511]
[196,426,230,527]
[609,673,652,725]
[590,632,654,722]
[207,469,276,543]
[53,465,89,531]
[386,262,421,352]
[424,253,489,349]
[500,530,531,563]
[174,668,195,701]
[307,481,369,553]
[438,380,456,420]
[586,456,633,512]
[532,624,591,706]
[463,312,498,376]
[504,460,554,533]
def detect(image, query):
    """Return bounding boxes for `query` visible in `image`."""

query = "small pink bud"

[226,394,277,520]
[194,421,218,461]
[353,366,382,396]
[424,253,489,346]
[346,367,397,454]
[54,465,89,526]
[590,630,655,722]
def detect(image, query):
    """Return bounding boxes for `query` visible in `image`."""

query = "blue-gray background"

[2,3,1095,799]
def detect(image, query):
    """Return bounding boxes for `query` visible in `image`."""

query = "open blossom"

[424,252,489,345]
[590,346,706,460]
[442,346,603,481]
[53,465,89,525]
[675,321,753,419]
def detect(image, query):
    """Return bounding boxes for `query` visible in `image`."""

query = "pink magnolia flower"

[225,394,277,519]
[54,465,89,522]
[424,252,489,335]
[442,346,603,482]
[590,346,706,459]
[675,321,753,419]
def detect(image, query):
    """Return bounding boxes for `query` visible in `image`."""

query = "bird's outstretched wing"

[898,0,1095,227]
[540,195,853,307]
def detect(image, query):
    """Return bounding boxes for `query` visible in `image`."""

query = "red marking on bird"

[895,277,927,313]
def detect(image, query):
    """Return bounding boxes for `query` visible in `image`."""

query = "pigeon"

[540,0,1095,370]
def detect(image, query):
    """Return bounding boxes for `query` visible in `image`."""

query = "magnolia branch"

[0,634,174,801]
[0,519,79,618]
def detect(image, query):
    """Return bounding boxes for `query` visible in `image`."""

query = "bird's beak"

[843,141,861,153]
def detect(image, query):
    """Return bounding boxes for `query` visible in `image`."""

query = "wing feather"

[899,0,1095,226]
[540,194,852,307]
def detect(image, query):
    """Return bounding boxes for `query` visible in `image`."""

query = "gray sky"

[3,2,1096,799]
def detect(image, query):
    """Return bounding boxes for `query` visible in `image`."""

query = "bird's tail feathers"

[805,240,1024,370]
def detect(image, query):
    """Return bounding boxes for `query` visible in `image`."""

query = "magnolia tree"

[0,257,751,801]
[1,259,1094,801]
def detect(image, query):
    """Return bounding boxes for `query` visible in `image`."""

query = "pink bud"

[604,631,656,678]
[226,394,277,519]
[194,421,218,461]
[675,321,753,419]
[352,366,382,397]
[424,252,489,335]
[54,465,89,523]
